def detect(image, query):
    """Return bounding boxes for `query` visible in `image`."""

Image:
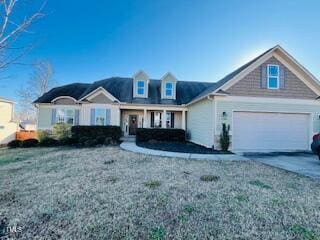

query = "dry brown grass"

[0,147,320,239]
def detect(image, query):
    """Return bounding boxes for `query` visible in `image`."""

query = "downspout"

[207,95,215,149]
[33,103,39,130]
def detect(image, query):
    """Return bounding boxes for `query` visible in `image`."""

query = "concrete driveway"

[244,152,320,180]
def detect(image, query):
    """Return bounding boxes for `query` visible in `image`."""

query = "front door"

[129,115,138,135]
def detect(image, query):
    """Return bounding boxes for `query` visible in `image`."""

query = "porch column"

[162,109,167,128]
[143,108,147,128]
[182,110,186,130]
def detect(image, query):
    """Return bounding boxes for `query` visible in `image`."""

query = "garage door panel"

[233,112,310,151]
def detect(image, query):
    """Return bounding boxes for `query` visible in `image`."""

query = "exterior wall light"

[222,111,228,121]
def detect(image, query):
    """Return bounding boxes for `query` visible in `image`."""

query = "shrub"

[59,137,78,146]
[77,136,100,147]
[95,135,106,145]
[185,131,191,141]
[104,137,112,145]
[37,130,52,142]
[7,140,22,148]
[200,175,220,182]
[21,138,39,148]
[83,138,99,147]
[136,128,185,142]
[71,126,121,142]
[52,123,72,140]
[39,137,59,147]
[78,136,90,146]
[219,123,230,151]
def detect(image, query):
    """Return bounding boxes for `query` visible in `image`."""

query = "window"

[165,82,173,97]
[151,112,174,128]
[166,112,174,128]
[151,112,162,128]
[267,65,279,89]
[95,108,106,125]
[137,80,145,95]
[56,109,75,125]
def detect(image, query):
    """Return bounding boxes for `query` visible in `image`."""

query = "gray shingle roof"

[34,78,215,105]
[34,46,276,105]
[34,83,91,103]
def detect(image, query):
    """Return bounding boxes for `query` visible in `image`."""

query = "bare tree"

[17,61,55,120]
[0,0,45,71]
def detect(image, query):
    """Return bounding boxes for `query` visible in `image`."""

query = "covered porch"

[120,105,187,136]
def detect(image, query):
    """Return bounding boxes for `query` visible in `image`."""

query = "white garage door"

[233,111,310,151]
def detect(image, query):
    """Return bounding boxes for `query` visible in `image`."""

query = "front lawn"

[137,141,232,154]
[0,147,320,239]
[0,147,56,166]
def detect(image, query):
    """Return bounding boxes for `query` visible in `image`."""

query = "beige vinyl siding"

[38,103,120,130]
[0,101,18,144]
[187,98,214,147]
[173,112,182,128]
[0,122,18,144]
[0,101,13,123]
[89,93,114,104]
[81,104,120,126]
[37,107,53,129]
[226,57,317,99]
[215,98,320,148]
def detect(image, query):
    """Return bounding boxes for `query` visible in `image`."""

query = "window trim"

[165,82,173,97]
[95,108,106,126]
[56,108,75,125]
[267,64,279,90]
[136,80,145,96]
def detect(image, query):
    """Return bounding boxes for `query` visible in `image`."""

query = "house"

[34,45,320,152]
[0,97,18,144]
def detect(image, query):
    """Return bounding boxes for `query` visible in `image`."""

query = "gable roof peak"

[161,72,178,81]
[187,45,320,105]
[133,70,149,80]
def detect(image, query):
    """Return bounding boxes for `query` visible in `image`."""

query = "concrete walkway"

[120,142,248,161]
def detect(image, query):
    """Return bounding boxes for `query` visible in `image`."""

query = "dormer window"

[267,64,279,89]
[161,72,177,100]
[137,80,145,96]
[133,70,149,98]
[165,82,173,97]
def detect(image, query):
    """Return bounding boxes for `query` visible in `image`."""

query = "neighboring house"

[34,45,320,152]
[0,98,18,144]
[19,120,37,131]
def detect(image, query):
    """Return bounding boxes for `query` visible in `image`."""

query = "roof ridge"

[50,82,90,90]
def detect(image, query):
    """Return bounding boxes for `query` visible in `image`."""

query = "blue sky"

[1,0,320,101]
